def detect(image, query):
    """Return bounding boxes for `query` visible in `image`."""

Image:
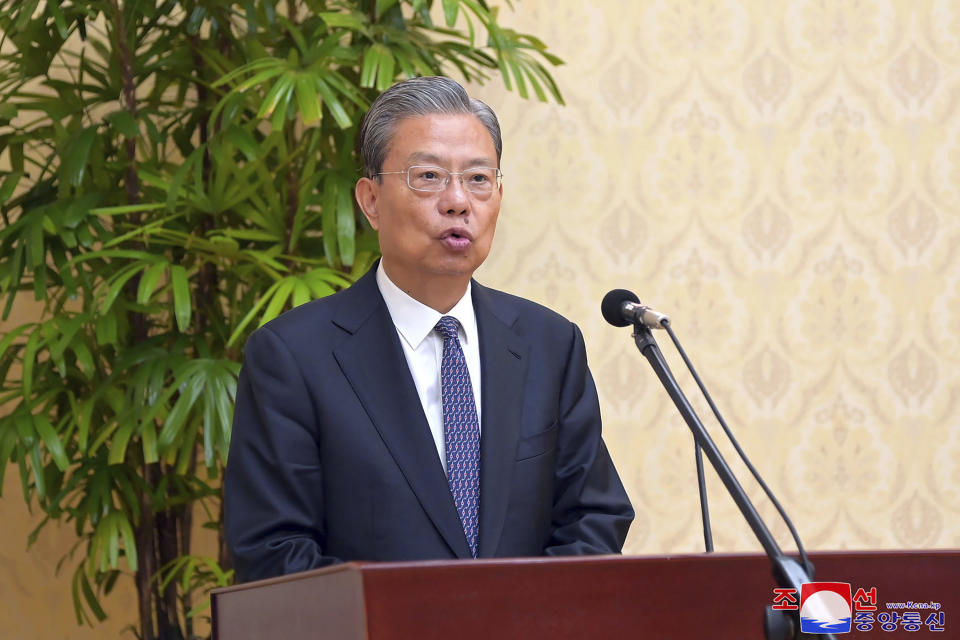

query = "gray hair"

[357,76,502,179]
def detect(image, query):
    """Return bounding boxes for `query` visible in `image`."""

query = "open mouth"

[441,229,473,249]
[441,229,473,241]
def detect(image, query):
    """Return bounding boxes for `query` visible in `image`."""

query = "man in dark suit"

[225,76,633,583]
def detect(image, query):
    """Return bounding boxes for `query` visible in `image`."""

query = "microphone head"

[601,289,641,327]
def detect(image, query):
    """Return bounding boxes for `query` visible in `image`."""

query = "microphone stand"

[631,321,834,640]
[695,443,713,552]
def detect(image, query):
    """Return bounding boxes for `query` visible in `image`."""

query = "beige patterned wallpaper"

[471,0,960,556]
[2,1,958,637]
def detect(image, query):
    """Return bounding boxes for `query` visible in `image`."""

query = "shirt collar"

[376,260,477,350]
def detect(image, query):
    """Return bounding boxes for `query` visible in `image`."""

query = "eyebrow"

[407,151,495,167]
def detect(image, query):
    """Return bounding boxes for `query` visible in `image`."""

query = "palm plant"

[0,1,562,637]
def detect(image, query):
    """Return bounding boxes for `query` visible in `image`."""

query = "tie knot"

[435,316,460,341]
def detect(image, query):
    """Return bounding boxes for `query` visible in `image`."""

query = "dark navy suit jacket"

[225,266,633,583]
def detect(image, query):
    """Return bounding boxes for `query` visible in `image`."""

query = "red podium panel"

[211,551,959,639]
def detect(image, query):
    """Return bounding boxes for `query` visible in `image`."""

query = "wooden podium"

[211,551,958,639]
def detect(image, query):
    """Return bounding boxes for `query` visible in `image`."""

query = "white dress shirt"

[376,261,482,474]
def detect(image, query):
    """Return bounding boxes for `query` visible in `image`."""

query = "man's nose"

[438,175,470,214]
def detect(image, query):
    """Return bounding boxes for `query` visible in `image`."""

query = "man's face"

[356,113,502,292]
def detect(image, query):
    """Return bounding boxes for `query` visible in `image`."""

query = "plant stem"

[136,463,158,640]
[180,455,197,639]
[112,4,159,639]
[217,484,232,576]
[156,496,181,637]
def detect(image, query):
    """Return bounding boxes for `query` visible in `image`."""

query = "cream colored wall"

[471,0,960,555]
[2,1,959,637]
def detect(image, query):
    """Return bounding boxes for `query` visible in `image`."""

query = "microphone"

[604,288,826,640]
[601,289,670,329]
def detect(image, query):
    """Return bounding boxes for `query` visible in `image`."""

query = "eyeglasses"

[376,165,503,194]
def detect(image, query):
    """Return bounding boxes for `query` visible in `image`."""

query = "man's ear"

[355,177,380,230]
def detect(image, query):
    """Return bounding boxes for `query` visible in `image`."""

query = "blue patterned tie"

[435,316,480,557]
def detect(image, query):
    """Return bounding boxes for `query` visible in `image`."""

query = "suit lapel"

[473,283,529,557]
[332,269,472,559]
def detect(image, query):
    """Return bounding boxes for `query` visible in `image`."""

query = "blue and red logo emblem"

[800,582,853,634]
